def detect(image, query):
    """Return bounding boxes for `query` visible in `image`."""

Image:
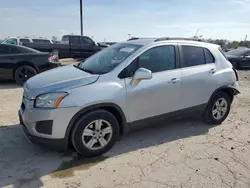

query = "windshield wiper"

[73,65,94,74]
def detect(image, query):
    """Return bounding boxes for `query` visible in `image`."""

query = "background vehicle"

[0,44,60,85]
[19,38,239,157]
[21,35,104,59]
[225,47,250,69]
[1,37,54,45]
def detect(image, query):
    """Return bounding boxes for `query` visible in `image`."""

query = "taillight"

[48,55,59,63]
[233,68,239,81]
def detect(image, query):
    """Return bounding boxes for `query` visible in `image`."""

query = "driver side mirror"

[131,68,152,86]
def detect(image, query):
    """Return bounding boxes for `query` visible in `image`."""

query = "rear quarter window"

[204,48,215,63]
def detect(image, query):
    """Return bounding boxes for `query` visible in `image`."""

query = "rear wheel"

[14,65,37,85]
[71,110,119,157]
[202,91,231,124]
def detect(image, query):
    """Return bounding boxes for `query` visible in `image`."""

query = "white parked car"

[19,38,240,156]
[1,37,54,45]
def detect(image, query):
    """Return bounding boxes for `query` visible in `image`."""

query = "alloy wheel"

[81,119,113,150]
[212,98,228,120]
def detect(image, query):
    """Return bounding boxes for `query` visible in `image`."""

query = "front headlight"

[35,92,68,108]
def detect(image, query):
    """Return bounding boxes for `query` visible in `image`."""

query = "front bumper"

[18,103,81,150]
[20,116,68,151]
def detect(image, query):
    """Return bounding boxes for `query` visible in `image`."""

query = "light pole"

[80,0,83,36]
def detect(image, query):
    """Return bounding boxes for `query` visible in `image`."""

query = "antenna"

[194,29,199,37]
[244,34,248,41]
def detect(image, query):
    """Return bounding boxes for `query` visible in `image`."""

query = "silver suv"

[19,38,240,156]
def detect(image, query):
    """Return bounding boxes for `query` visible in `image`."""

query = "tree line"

[205,39,250,51]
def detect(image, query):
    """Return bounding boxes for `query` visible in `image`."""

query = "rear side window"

[182,46,205,67]
[32,39,51,43]
[71,36,81,44]
[20,39,30,43]
[62,36,69,42]
[0,45,10,54]
[204,48,215,63]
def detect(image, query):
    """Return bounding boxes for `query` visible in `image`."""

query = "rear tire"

[202,91,231,124]
[14,65,37,85]
[71,110,119,157]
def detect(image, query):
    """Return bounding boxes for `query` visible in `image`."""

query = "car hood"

[24,65,99,98]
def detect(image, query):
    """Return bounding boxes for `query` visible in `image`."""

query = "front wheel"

[71,110,119,157]
[14,65,37,85]
[202,91,231,124]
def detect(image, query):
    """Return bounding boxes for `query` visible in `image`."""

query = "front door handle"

[168,78,180,84]
[209,68,216,74]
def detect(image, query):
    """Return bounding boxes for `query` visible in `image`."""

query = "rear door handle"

[168,78,180,84]
[209,68,216,74]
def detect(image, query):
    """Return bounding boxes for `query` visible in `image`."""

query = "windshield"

[78,43,142,74]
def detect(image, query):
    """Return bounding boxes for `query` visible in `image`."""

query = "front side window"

[182,46,206,67]
[82,37,94,44]
[5,38,18,45]
[120,45,176,78]
[138,45,176,73]
[78,43,142,74]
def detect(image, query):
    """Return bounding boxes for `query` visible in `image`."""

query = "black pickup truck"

[22,35,106,59]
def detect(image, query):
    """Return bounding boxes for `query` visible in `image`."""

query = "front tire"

[14,65,37,85]
[71,110,119,157]
[202,91,231,124]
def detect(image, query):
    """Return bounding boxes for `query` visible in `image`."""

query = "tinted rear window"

[182,46,206,67]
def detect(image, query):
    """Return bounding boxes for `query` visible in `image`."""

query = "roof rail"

[155,37,204,42]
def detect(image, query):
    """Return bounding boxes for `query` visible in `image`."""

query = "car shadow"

[0,80,21,90]
[0,117,217,187]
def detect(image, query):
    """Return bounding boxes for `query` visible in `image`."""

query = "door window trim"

[118,44,180,79]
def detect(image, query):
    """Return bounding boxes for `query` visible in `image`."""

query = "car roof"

[0,44,41,52]
[124,38,219,48]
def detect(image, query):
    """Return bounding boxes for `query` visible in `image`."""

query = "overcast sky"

[0,0,249,42]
